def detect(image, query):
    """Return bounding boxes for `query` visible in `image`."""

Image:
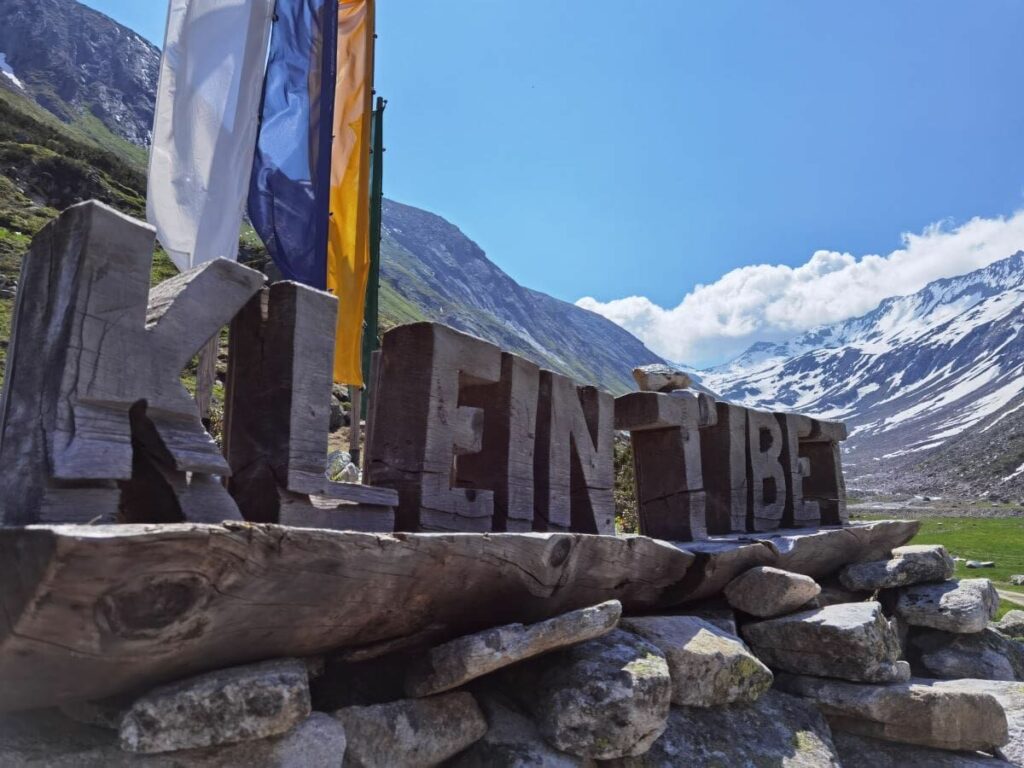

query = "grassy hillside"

[0,85,170,384]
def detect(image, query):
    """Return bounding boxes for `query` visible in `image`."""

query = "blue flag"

[248,0,338,289]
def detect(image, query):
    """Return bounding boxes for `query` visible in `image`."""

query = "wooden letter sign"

[0,202,264,525]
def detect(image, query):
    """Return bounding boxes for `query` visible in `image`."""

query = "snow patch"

[0,53,24,89]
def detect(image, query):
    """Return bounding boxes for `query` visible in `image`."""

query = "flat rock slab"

[833,731,1007,767]
[0,711,346,767]
[405,600,621,697]
[839,544,954,592]
[505,628,672,760]
[741,602,908,683]
[724,566,821,618]
[680,520,920,602]
[333,692,486,768]
[888,579,1000,634]
[120,659,311,753]
[909,627,1024,681]
[928,678,1024,766]
[449,691,591,768]
[602,690,841,767]
[996,609,1024,639]
[776,673,1009,753]
[0,524,693,711]
[621,615,772,707]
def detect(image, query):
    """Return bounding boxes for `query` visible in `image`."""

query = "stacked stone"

[723,544,1016,764]
[4,545,1023,766]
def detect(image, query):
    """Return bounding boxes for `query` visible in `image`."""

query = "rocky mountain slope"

[0,0,158,152]
[377,200,663,392]
[0,0,665,393]
[701,253,1024,498]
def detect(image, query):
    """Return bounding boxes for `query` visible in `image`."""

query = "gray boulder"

[888,579,999,634]
[333,692,487,768]
[838,545,954,592]
[928,678,1024,766]
[966,561,995,569]
[833,731,1006,767]
[448,691,592,768]
[505,628,672,760]
[405,600,621,697]
[0,711,346,767]
[621,615,772,707]
[1011,575,1024,586]
[120,659,311,754]
[724,566,822,618]
[603,690,841,767]
[741,602,909,683]
[996,609,1024,639]
[815,582,871,608]
[909,627,1024,681]
[776,673,1008,753]
[675,603,738,635]
[632,364,692,393]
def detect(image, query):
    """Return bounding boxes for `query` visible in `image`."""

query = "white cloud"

[577,211,1024,368]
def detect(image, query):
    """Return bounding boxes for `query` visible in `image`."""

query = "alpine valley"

[700,253,1024,503]
[3,0,1023,503]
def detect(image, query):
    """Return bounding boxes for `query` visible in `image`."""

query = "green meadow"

[854,514,1024,619]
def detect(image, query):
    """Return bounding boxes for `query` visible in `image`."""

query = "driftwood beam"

[0,523,696,711]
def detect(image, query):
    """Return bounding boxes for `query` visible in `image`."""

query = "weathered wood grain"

[679,519,921,602]
[799,417,849,526]
[366,323,503,532]
[777,413,821,528]
[458,353,540,532]
[700,401,749,535]
[747,409,788,532]
[0,524,695,711]
[616,391,710,541]
[224,283,396,530]
[535,372,615,534]
[0,201,263,526]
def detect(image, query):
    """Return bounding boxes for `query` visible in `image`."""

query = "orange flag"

[328,0,375,385]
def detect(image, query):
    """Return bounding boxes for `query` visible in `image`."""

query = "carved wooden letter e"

[366,323,502,532]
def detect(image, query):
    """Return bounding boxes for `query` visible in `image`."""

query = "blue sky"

[81,0,1024,365]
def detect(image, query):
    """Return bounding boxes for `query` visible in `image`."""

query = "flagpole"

[362,96,386,408]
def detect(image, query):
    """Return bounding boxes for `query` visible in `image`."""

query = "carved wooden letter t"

[0,202,265,525]
[365,323,502,532]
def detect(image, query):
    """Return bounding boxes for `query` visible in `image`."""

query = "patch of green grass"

[996,599,1018,621]
[855,515,1024,592]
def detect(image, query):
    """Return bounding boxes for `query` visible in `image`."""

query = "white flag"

[148,0,275,271]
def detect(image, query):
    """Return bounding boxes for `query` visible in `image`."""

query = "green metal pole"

[361,96,386,418]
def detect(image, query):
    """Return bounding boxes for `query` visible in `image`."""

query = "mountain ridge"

[701,251,1024,498]
[0,0,666,394]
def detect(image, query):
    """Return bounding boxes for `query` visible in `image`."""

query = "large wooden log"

[0,524,695,711]
[679,519,920,602]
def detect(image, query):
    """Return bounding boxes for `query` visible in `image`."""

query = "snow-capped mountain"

[700,252,1024,495]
